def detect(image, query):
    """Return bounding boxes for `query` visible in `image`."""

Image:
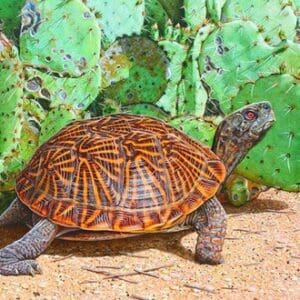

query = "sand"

[0,189,299,300]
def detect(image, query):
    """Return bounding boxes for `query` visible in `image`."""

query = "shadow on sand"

[0,196,290,263]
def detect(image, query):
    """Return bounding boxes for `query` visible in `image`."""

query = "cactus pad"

[145,0,169,31]
[199,20,283,113]
[0,33,25,184]
[232,74,300,191]
[222,0,298,46]
[0,0,25,42]
[85,0,145,46]
[169,117,216,146]
[102,37,169,105]
[39,106,81,145]
[24,65,101,110]
[183,0,206,31]
[156,40,187,116]
[20,0,101,76]
[122,103,169,120]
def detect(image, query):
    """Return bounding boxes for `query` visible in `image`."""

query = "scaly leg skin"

[0,218,59,276]
[186,197,226,265]
[0,198,32,227]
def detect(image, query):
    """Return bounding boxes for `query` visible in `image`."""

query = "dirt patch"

[0,189,299,299]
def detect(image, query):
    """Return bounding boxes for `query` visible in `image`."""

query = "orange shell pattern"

[16,114,226,232]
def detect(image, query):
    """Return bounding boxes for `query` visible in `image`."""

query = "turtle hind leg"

[0,218,58,275]
[186,196,226,265]
[0,198,32,226]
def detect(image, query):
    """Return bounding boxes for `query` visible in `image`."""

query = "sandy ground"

[0,189,299,300]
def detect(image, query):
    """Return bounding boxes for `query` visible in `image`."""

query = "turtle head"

[213,101,275,176]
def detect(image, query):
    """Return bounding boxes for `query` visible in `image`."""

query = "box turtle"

[0,101,274,275]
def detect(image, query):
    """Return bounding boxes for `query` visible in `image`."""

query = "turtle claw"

[0,259,42,276]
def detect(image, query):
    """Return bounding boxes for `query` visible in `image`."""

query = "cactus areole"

[0,102,274,275]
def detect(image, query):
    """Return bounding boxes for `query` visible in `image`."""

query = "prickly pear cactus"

[0,0,26,42]
[169,117,216,146]
[0,33,25,185]
[39,106,81,145]
[20,0,101,76]
[206,0,227,23]
[183,0,206,31]
[222,0,298,45]
[199,20,285,113]
[101,37,169,106]
[24,65,101,110]
[121,103,169,120]
[145,0,169,31]
[232,75,300,191]
[220,174,267,207]
[0,0,299,206]
[85,0,145,46]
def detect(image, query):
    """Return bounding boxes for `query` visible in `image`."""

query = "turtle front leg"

[0,218,58,276]
[186,197,226,265]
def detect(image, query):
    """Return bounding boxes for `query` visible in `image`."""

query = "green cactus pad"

[24,65,101,110]
[178,25,214,116]
[0,0,25,42]
[102,37,169,105]
[275,41,300,77]
[232,75,300,191]
[39,106,81,145]
[183,0,206,31]
[85,0,145,46]
[223,175,250,207]
[100,42,132,89]
[1,119,40,191]
[157,0,183,25]
[145,0,169,31]
[20,0,101,77]
[122,103,169,120]
[156,40,187,116]
[0,34,25,183]
[222,0,297,46]
[169,117,216,146]
[199,20,283,113]
[206,0,227,23]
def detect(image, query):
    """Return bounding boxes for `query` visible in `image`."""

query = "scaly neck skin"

[212,120,250,178]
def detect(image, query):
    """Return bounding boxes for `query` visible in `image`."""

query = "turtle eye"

[244,110,257,121]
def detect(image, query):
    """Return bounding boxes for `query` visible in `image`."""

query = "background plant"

[0,0,299,208]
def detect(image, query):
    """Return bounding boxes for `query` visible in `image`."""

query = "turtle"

[0,101,274,276]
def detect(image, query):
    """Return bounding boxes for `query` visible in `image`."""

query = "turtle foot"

[195,239,224,265]
[0,259,42,276]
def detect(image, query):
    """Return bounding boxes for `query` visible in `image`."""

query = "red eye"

[245,110,257,120]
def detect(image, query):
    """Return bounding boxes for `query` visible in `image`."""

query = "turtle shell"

[16,114,226,232]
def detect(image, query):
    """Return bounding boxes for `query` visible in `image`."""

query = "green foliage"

[199,20,283,113]
[222,0,297,46]
[183,0,206,31]
[0,0,25,42]
[145,0,169,31]
[24,65,101,109]
[121,103,169,120]
[232,75,300,191]
[0,0,299,201]
[224,175,250,207]
[169,117,216,146]
[39,106,81,145]
[102,37,169,105]
[0,34,25,184]
[85,0,145,46]
[206,0,227,23]
[20,0,101,76]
